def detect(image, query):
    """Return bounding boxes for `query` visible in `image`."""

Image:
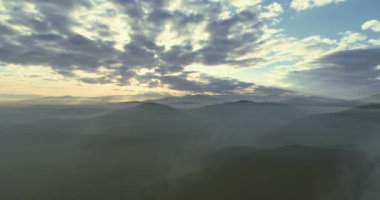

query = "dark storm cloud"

[0,0,270,94]
[0,1,118,72]
[199,10,264,65]
[143,73,255,94]
[287,48,380,98]
[319,48,380,69]
[30,0,92,9]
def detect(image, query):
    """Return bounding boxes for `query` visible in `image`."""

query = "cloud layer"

[287,48,380,98]
[291,0,345,11]
[0,0,379,99]
[0,0,285,95]
[362,20,380,33]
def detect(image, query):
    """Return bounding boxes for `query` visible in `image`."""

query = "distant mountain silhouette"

[356,103,380,110]
[193,100,303,119]
[230,99,255,104]
[70,102,211,145]
[282,96,360,107]
[184,100,310,146]
[264,104,380,150]
[361,94,380,104]
[100,102,190,122]
[155,94,225,104]
[152,95,230,109]
[169,101,196,105]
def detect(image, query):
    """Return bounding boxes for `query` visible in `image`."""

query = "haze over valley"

[0,0,379,199]
[0,94,379,199]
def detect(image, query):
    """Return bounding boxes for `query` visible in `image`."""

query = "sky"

[0,0,379,102]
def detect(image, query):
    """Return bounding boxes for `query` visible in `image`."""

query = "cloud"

[250,86,303,101]
[261,2,283,18]
[139,72,255,95]
[290,0,345,11]
[0,0,280,95]
[287,48,380,98]
[0,93,168,104]
[1,0,376,99]
[362,20,380,33]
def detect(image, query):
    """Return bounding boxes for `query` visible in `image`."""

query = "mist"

[0,95,379,200]
[0,0,379,198]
